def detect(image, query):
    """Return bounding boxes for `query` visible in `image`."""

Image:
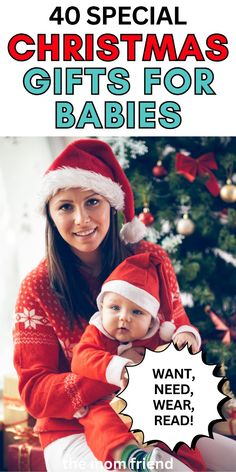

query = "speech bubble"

[118,343,227,450]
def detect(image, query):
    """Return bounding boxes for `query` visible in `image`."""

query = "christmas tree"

[104,137,236,393]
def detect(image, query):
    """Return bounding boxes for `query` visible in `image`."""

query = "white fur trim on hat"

[120,217,147,244]
[97,280,160,317]
[38,167,125,213]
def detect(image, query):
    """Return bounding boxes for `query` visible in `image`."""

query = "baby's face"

[101,292,152,342]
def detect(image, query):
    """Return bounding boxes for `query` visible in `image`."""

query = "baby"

[71,252,203,472]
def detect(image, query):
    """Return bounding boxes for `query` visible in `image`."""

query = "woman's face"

[49,188,111,260]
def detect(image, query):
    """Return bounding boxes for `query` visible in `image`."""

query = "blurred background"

[0,136,235,394]
[0,137,72,387]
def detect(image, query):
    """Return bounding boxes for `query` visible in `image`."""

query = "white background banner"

[0,0,235,136]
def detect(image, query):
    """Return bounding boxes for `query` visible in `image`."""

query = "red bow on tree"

[175,152,220,196]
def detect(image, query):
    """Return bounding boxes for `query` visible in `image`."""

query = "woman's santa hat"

[97,252,176,342]
[39,138,146,244]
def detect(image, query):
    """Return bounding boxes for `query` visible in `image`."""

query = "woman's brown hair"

[45,206,134,328]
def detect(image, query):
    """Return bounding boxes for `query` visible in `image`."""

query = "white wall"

[0,137,68,385]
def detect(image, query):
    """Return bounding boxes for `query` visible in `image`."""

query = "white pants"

[44,434,107,471]
[44,431,236,472]
[43,433,192,472]
[197,432,236,471]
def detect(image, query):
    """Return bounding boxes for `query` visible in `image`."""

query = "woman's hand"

[120,346,145,364]
[173,332,199,354]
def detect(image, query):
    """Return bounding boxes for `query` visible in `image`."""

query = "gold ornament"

[220,179,236,203]
[177,213,195,235]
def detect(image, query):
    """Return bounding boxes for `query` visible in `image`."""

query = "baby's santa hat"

[97,252,176,342]
[38,138,146,244]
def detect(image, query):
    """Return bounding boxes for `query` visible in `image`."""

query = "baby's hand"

[120,346,145,364]
[173,332,199,354]
[120,367,129,390]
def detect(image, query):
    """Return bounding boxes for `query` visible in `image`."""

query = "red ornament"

[219,208,229,225]
[152,160,168,178]
[138,206,154,226]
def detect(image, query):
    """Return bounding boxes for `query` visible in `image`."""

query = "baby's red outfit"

[13,241,205,470]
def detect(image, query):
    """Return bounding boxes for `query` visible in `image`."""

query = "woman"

[13,139,235,471]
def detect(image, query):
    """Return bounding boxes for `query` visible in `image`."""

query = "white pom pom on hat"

[120,216,147,244]
[159,321,176,342]
[38,138,146,244]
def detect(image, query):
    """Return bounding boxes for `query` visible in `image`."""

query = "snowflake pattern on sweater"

[15,308,50,329]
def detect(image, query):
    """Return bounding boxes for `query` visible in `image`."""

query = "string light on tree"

[138,202,154,226]
[176,213,195,235]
